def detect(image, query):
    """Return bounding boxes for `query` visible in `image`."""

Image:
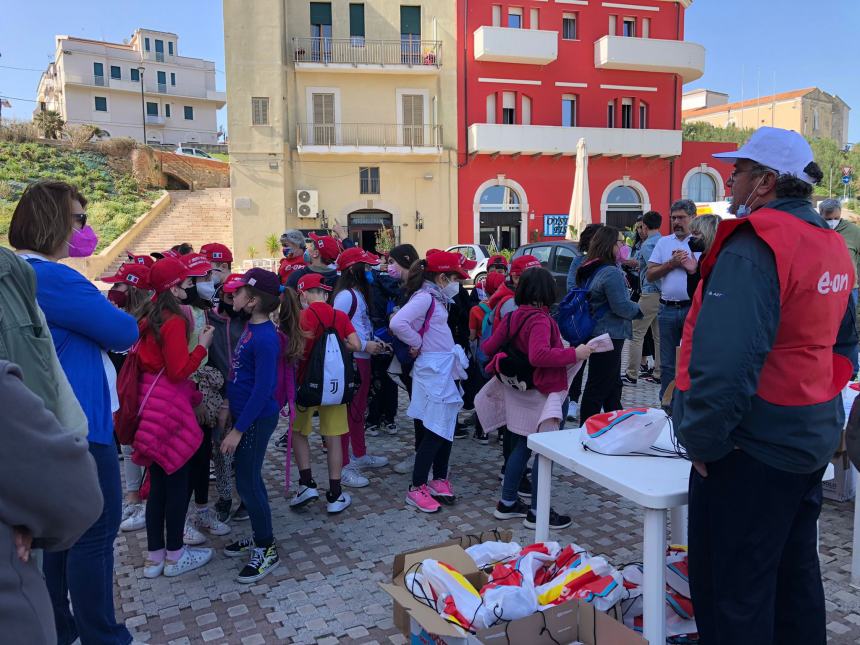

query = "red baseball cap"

[296,272,333,293]
[510,254,542,276]
[126,253,155,268]
[426,248,444,256]
[149,257,190,294]
[180,253,213,277]
[458,254,478,271]
[337,247,379,271]
[485,271,506,296]
[103,263,151,289]
[200,243,233,264]
[219,273,243,293]
[426,251,469,279]
[488,254,509,267]
[222,268,281,296]
[308,233,341,263]
[150,248,181,260]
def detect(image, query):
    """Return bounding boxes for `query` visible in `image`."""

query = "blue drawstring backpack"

[555,265,611,346]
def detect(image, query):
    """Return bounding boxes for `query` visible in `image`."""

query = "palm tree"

[33,110,65,139]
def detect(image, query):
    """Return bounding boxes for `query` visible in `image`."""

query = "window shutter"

[310,2,332,25]
[349,4,365,37]
[400,6,421,35]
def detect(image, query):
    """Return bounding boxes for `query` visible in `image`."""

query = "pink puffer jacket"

[132,371,202,474]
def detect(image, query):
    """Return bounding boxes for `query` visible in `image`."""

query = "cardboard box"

[381,531,646,645]
[823,452,857,502]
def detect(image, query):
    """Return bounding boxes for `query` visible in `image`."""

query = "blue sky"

[1,0,858,142]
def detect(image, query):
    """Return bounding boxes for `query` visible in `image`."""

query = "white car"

[175,146,213,159]
[446,244,491,286]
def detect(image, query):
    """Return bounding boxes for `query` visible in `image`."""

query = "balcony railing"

[155,52,165,62]
[292,37,441,69]
[157,83,168,94]
[145,115,166,126]
[297,122,442,150]
[93,74,107,87]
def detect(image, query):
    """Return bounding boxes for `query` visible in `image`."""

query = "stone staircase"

[101,188,232,279]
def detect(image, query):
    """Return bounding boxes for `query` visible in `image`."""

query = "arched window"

[479,184,520,212]
[687,172,717,202]
[478,184,522,249]
[605,185,643,229]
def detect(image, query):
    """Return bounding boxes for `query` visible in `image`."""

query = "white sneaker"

[289,484,319,508]
[327,491,352,514]
[353,454,388,469]
[183,520,206,546]
[385,423,398,435]
[341,464,369,488]
[121,503,135,521]
[164,546,213,577]
[566,401,579,423]
[393,457,413,475]
[120,504,146,532]
[143,558,164,578]
[365,424,380,437]
[193,507,231,536]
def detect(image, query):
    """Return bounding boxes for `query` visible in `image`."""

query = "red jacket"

[278,254,307,285]
[486,282,514,329]
[481,305,579,395]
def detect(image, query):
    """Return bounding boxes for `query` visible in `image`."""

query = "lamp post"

[137,66,146,144]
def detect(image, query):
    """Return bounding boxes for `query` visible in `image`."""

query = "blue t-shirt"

[636,233,662,294]
[227,320,280,432]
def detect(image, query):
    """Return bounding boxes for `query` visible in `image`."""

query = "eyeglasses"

[669,215,690,222]
[74,213,87,229]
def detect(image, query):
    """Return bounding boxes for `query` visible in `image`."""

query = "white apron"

[407,347,468,441]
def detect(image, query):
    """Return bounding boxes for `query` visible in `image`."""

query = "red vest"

[676,207,854,406]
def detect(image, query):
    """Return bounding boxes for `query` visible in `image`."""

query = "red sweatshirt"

[481,305,578,395]
[486,282,514,329]
[138,314,207,383]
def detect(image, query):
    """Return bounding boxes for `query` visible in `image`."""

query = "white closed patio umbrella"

[566,137,591,241]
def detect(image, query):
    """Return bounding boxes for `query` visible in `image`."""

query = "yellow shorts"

[293,404,349,437]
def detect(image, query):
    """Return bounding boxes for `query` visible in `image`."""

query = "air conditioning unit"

[296,189,319,219]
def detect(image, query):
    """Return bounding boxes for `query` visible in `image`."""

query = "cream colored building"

[35,29,226,145]
[682,87,851,148]
[223,0,458,260]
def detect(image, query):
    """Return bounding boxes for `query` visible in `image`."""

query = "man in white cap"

[673,127,858,644]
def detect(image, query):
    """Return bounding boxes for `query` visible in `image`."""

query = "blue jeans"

[235,415,278,547]
[658,304,691,401]
[44,442,131,645]
[851,288,859,375]
[500,432,540,512]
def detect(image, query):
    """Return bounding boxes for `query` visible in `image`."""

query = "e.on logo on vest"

[818,271,851,295]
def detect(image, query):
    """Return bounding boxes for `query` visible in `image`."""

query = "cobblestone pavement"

[114,373,860,644]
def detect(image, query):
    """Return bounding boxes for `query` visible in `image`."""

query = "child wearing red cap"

[285,233,341,291]
[219,268,304,583]
[390,252,470,514]
[290,272,363,514]
[332,247,390,488]
[132,257,215,578]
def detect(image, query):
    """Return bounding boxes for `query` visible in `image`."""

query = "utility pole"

[137,66,146,144]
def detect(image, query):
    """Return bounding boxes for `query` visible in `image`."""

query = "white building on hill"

[35,28,225,146]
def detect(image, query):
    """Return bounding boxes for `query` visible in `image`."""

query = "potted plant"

[265,233,280,260]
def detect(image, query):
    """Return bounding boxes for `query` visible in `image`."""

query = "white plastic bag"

[465,540,522,569]
[581,408,667,455]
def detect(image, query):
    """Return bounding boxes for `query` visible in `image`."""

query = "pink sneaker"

[427,479,455,499]
[406,485,441,513]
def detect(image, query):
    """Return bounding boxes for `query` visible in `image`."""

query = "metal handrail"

[292,37,442,67]
[296,122,442,148]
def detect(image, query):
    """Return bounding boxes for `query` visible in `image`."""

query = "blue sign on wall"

[844,176,852,185]
[544,214,569,238]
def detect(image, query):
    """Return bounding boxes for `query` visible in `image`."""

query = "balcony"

[473,26,558,65]
[594,35,705,83]
[93,74,107,87]
[296,123,442,155]
[467,123,681,158]
[206,90,227,104]
[145,115,166,126]
[292,38,441,74]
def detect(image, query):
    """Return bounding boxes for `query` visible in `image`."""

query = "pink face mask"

[615,244,630,263]
[68,225,99,258]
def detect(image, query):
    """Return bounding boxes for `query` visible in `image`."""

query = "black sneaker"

[523,509,572,530]
[639,366,653,377]
[237,544,280,583]
[223,536,254,558]
[454,423,468,439]
[231,503,249,522]
[517,476,532,500]
[215,499,232,524]
[473,428,489,445]
[493,498,529,520]
[274,433,289,449]
[621,375,638,386]
[645,375,662,385]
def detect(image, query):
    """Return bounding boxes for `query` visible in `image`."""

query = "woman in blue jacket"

[10,181,139,645]
[574,226,642,423]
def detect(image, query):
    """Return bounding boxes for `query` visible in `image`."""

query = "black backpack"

[493,311,540,392]
[297,307,360,407]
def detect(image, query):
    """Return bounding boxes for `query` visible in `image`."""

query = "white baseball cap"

[713,126,818,185]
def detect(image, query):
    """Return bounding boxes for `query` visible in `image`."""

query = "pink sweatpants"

[342,357,371,467]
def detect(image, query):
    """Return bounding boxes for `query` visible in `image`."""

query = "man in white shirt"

[646,199,699,401]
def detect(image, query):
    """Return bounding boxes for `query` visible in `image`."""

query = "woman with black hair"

[576,226,642,423]
[478,267,593,529]
[333,248,390,489]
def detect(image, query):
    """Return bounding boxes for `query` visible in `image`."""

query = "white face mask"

[196,280,216,302]
[827,219,840,230]
[442,280,460,301]
[735,175,766,218]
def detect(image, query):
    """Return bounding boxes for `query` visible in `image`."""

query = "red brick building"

[455,0,734,246]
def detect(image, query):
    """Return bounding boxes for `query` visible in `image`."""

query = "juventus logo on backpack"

[296,307,360,407]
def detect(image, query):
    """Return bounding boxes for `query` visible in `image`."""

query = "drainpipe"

[668,2,681,207]
[461,0,469,169]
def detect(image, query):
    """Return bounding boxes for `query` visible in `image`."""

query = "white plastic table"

[528,427,690,645]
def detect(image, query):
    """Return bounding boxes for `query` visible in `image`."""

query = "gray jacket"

[576,261,642,340]
[0,361,102,645]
